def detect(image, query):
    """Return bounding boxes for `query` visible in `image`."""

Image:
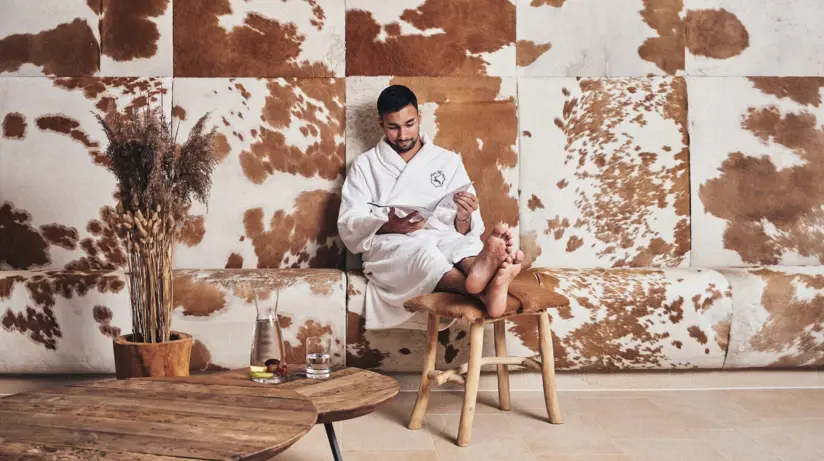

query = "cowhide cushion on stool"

[404,271,570,324]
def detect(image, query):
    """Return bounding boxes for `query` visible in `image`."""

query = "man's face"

[379,104,421,153]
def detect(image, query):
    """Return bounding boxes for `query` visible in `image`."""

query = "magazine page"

[368,182,473,218]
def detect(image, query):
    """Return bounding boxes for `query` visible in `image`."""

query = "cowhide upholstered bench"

[404,270,570,447]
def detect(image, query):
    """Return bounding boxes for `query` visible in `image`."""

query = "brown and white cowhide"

[173,0,345,77]
[0,0,101,77]
[0,270,127,372]
[721,266,824,368]
[171,77,345,269]
[519,77,690,269]
[526,267,732,370]
[0,77,171,271]
[346,0,516,76]
[0,269,346,373]
[686,0,822,76]
[689,77,824,266]
[346,268,732,372]
[99,0,173,76]
[517,0,686,76]
[516,0,773,77]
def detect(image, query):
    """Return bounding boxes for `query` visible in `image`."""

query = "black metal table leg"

[325,423,343,461]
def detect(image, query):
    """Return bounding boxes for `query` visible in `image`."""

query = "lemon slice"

[250,370,274,379]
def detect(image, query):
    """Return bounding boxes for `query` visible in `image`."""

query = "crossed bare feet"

[465,223,511,294]
[465,223,525,318]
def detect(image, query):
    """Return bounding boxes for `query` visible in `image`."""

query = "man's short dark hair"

[377,85,418,117]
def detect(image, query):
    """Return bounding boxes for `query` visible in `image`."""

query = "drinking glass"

[306,333,332,380]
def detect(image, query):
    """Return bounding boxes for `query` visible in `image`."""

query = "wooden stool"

[405,271,570,447]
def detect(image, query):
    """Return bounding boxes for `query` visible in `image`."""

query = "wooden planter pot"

[113,331,193,379]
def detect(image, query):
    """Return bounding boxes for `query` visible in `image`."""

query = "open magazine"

[368,182,473,219]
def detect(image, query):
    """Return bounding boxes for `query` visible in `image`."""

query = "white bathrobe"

[338,134,485,330]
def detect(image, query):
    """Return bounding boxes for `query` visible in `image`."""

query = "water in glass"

[306,334,331,380]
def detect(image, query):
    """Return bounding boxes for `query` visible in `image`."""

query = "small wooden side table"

[193,367,400,461]
[0,376,317,460]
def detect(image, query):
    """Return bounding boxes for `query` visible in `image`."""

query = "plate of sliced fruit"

[250,358,288,383]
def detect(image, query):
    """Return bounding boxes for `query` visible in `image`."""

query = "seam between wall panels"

[684,76,694,269]
[515,75,522,240]
[97,0,103,75]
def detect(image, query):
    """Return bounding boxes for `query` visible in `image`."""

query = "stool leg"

[457,322,484,447]
[538,310,563,424]
[408,313,440,430]
[493,320,511,411]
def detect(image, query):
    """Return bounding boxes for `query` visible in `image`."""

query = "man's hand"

[454,192,478,223]
[377,208,426,234]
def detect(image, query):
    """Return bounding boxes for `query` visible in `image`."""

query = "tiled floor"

[277,389,824,461]
[1,373,823,460]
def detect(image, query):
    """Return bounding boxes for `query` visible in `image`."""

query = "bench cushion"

[0,269,346,373]
[720,266,824,368]
[347,267,733,371]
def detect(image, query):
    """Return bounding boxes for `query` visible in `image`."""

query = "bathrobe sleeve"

[337,162,390,254]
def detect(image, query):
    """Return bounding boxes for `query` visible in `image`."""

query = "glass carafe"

[248,286,287,383]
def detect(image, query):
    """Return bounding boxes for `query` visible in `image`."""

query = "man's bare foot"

[503,229,514,252]
[466,224,511,294]
[479,259,523,318]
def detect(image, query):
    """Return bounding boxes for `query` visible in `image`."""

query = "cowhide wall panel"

[689,77,824,267]
[0,269,346,373]
[0,77,172,272]
[686,0,824,77]
[0,76,344,271]
[517,0,824,78]
[99,0,174,77]
[346,0,516,77]
[171,77,346,269]
[173,0,345,77]
[516,0,684,77]
[721,266,824,369]
[0,0,101,77]
[519,77,690,269]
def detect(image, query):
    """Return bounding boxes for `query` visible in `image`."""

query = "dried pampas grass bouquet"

[95,100,218,344]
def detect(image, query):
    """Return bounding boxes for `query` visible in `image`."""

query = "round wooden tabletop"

[204,367,401,424]
[0,376,317,460]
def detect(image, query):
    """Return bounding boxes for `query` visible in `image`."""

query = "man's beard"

[389,136,418,153]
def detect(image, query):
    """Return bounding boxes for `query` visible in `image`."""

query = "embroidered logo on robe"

[430,171,446,188]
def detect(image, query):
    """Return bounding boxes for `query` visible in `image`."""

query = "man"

[338,85,524,330]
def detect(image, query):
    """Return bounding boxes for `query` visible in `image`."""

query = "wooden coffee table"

[195,367,401,461]
[0,376,317,460]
